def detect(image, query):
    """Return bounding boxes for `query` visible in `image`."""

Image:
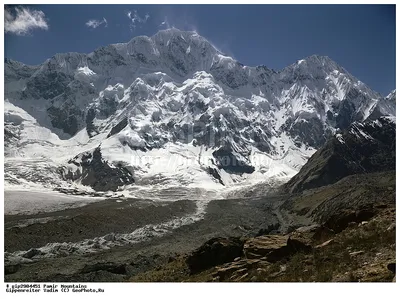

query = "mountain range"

[4,28,396,192]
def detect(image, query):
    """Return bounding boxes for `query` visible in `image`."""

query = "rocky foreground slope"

[127,171,395,282]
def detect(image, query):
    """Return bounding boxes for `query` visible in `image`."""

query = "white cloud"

[159,17,170,28]
[4,6,49,36]
[85,17,107,29]
[126,10,150,31]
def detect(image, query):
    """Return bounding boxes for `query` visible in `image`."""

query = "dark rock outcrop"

[107,118,128,138]
[282,117,329,148]
[322,208,375,233]
[186,237,244,274]
[212,147,255,174]
[64,147,134,191]
[205,166,224,185]
[86,108,98,137]
[284,117,395,193]
[47,105,81,137]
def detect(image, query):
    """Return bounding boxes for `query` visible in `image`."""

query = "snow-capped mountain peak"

[4,28,396,192]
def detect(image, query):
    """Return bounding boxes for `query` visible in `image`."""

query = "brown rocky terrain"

[128,171,396,282]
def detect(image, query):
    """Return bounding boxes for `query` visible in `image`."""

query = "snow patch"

[336,133,345,144]
[77,66,96,76]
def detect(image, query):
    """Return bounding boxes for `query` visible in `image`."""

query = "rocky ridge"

[283,116,395,193]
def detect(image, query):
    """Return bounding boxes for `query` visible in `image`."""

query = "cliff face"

[283,117,395,194]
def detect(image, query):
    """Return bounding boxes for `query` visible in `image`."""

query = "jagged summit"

[5,29,341,76]
[4,29,361,92]
[152,27,205,39]
[287,55,348,75]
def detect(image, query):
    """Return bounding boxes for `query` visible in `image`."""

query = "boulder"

[243,235,289,262]
[287,232,313,253]
[22,248,41,259]
[186,237,244,274]
[244,233,315,262]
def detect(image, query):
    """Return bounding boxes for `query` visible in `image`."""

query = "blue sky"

[4,4,395,95]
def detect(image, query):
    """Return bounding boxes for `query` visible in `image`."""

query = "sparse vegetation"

[129,204,395,283]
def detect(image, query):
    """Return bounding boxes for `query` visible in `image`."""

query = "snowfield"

[4,96,310,196]
[4,190,104,215]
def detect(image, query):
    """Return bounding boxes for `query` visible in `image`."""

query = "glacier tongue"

[4,29,396,193]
